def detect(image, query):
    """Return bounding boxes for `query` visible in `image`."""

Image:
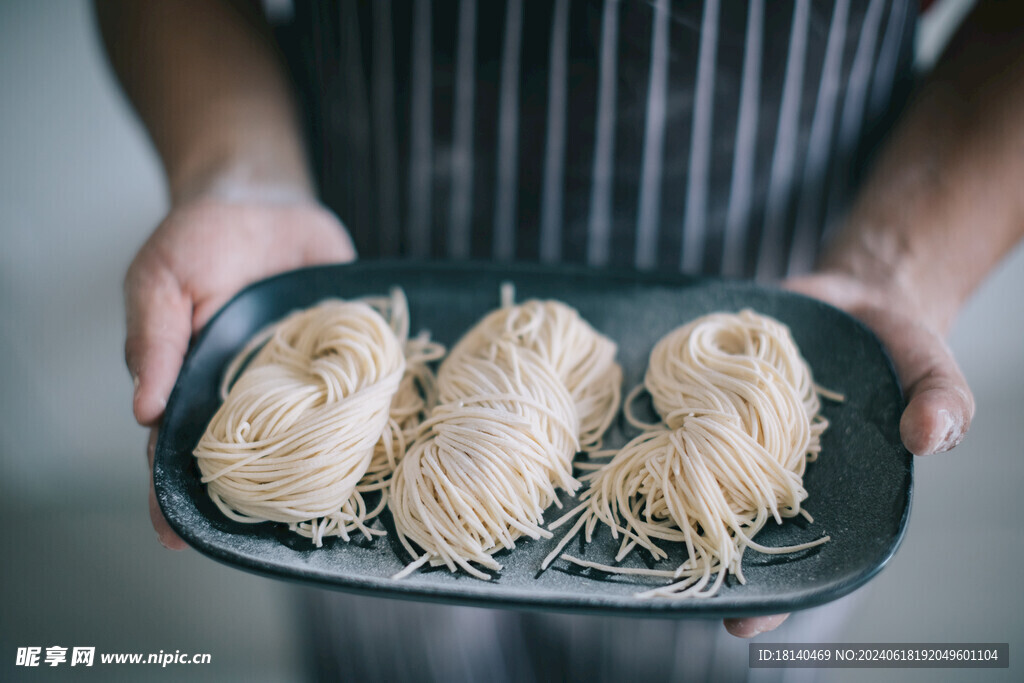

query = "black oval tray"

[154,261,911,618]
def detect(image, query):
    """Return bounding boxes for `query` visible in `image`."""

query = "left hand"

[125,194,357,549]
[722,270,975,638]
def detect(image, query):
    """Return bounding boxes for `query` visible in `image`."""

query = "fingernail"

[132,374,140,395]
[934,409,963,453]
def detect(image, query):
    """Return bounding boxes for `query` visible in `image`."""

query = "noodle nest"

[390,295,622,579]
[543,309,835,598]
[193,290,442,546]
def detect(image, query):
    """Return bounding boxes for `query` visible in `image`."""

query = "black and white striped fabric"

[284,0,916,282]
[272,1,918,680]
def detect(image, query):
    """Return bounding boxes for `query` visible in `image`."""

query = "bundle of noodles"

[543,310,838,598]
[390,290,622,579]
[193,289,443,546]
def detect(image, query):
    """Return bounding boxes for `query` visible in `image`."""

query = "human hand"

[721,270,974,638]
[125,196,356,549]
[784,270,974,456]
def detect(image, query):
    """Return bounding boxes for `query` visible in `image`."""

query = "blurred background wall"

[0,1,1019,681]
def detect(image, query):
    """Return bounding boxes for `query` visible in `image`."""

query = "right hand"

[125,195,356,549]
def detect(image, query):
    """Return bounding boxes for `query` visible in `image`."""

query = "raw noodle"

[542,309,836,598]
[390,290,622,579]
[193,289,443,546]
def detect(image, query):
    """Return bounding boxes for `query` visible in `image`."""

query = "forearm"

[95,0,313,205]
[819,1,1024,332]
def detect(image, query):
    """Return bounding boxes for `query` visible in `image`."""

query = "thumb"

[785,275,974,455]
[863,308,974,455]
[124,264,193,427]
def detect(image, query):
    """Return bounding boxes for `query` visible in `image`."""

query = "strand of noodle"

[559,555,680,579]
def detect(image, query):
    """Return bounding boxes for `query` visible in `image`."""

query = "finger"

[855,307,974,455]
[723,613,790,638]
[147,428,188,550]
[124,264,193,427]
[150,485,188,550]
